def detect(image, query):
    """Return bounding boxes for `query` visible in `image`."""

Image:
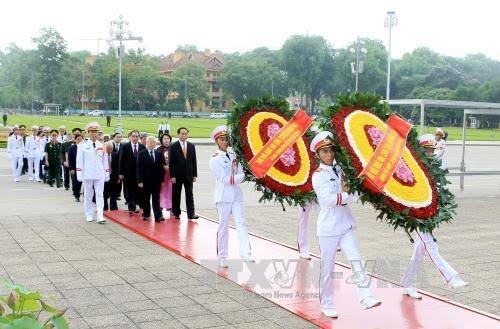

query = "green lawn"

[5,115,227,138]
[4,114,500,141]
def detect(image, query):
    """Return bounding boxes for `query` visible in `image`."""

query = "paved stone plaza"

[0,142,498,328]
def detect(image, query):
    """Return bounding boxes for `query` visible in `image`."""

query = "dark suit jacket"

[137,149,165,189]
[112,141,124,153]
[68,143,78,171]
[169,140,197,182]
[118,142,145,179]
[110,151,120,181]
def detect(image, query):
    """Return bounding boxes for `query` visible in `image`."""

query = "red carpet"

[105,210,499,328]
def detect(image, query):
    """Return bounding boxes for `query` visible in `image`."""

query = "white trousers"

[401,231,458,288]
[319,230,372,311]
[216,202,251,259]
[298,201,314,255]
[27,157,40,180]
[83,179,105,220]
[11,155,23,181]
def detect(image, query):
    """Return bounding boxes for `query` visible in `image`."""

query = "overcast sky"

[1,0,498,60]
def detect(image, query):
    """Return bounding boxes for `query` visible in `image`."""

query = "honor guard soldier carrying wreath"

[76,122,110,223]
[311,131,381,318]
[209,125,254,268]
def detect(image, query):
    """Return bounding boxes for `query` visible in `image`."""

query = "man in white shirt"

[76,122,110,223]
[7,126,24,182]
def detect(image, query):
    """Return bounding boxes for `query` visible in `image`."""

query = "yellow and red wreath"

[324,93,456,233]
[229,97,317,206]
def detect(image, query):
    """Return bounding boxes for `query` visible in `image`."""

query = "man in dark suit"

[169,127,198,220]
[104,142,119,211]
[119,130,145,215]
[68,134,83,202]
[111,132,123,200]
[137,136,165,222]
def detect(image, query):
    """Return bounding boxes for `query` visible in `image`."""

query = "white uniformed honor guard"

[311,131,381,318]
[209,125,254,268]
[25,125,40,181]
[400,135,468,299]
[76,122,110,223]
[7,126,24,182]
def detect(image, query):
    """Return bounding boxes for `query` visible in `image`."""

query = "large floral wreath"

[322,93,457,233]
[228,97,317,207]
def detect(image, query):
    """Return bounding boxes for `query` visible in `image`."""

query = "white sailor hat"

[85,122,101,132]
[310,131,334,153]
[435,128,445,137]
[211,125,229,140]
[418,134,436,148]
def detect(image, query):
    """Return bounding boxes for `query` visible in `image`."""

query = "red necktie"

[133,144,138,157]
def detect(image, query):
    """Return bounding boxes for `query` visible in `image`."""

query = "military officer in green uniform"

[44,129,62,187]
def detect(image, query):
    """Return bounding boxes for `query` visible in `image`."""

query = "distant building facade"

[160,49,231,112]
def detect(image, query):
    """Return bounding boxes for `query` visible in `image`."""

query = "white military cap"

[31,125,39,130]
[418,134,436,148]
[211,125,229,140]
[435,128,445,137]
[85,121,101,131]
[310,131,334,153]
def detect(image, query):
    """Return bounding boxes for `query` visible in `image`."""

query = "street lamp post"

[109,15,143,133]
[81,70,85,114]
[349,37,367,92]
[385,10,397,100]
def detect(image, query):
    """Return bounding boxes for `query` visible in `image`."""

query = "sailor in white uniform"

[76,122,110,223]
[25,125,40,181]
[311,131,381,318]
[208,125,254,268]
[434,128,446,169]
[401,134,468,299]
[7,126,24,182]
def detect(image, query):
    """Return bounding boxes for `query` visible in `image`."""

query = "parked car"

[87,110,104,117]
[210,112,227,119]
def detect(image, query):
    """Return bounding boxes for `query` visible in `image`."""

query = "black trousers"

[142,186,162,219]
[125,178,141,211]
[70,173,82,198]
[47,163,61,187]
[172,179,195,218]
[104,181,118,211]
[63,165,70,189]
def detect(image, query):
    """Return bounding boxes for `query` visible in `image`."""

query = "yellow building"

[160,49,230,112]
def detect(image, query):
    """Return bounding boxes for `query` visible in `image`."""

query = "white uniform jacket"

[434,139,445,159]
[76,140,110,181]
[38,137,49,159]
[25,135,38,158]
[209,150,245,204]
[7,135,24,157]
[312,162,358,237]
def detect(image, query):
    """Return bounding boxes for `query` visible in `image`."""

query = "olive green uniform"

[45,142,62,187]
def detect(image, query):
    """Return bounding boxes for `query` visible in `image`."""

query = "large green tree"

[170,62,208,112]
[280,35,335,112]
[32,27,68,103]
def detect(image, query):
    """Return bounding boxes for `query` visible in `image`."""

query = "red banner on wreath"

[249,109,313,179]
[359,114,412,193]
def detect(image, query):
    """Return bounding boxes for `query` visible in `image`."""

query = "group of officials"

[7,121,468,319]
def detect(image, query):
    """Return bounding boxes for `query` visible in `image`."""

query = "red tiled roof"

[160,50,224,73]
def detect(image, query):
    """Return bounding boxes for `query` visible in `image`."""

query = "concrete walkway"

[0,144,499,328]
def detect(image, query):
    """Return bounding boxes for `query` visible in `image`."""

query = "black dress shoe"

[174,215,180,220]
[129,211,134,215]
[189,215,199,220]
[134,210,140,213]
[142,217,149,221]
[159,217,165,222]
